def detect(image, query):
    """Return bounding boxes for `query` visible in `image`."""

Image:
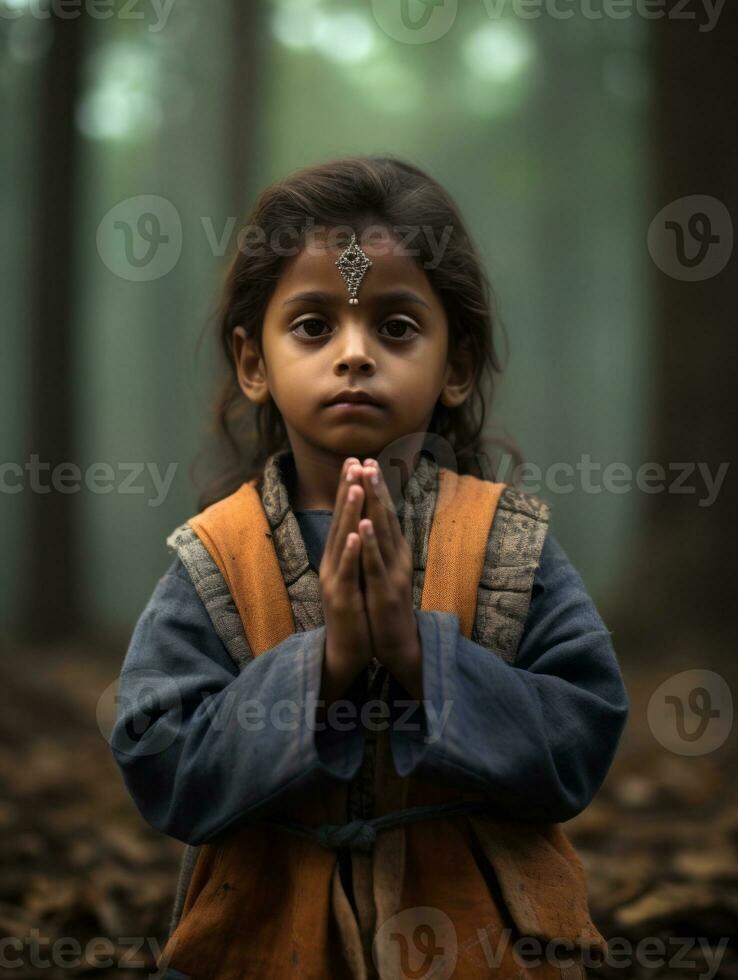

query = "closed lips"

[325,391,382,405]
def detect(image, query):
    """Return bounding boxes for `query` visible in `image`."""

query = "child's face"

[233,230,472,462]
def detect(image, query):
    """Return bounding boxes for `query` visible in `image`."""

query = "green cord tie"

[257,799,492,853]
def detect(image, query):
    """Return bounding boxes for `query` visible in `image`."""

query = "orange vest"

[158,463,607,979]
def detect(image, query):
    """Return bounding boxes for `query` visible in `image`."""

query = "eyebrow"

[282,288,431,310]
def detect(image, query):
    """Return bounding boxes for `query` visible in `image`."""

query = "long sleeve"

[110,556,367,846]
[387,531,629,823]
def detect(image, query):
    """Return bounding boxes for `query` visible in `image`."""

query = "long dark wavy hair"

[192,154,524,511]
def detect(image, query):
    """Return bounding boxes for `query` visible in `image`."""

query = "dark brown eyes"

[381,320,415,339]
[291,318,419,341]
[293,319,328,339]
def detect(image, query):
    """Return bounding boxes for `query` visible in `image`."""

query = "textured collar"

[257,447,442,632]
[260,446,440,557]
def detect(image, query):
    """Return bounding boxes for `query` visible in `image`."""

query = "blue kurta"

[111,512,629,849]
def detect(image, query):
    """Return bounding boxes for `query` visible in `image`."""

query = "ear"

[232,326,271,405]
[439,337,475,409]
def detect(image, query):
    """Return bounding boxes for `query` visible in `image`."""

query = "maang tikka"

[335,231,372,305]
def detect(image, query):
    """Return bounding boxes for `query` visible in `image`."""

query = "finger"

[371,462,405,550]
[332,480,365,568]
[335,530,361,587]
[324,456,359,554]
[361,462,402,560]
[359,519,391,593]
[324,458,361,558]
[362,459,402,542]
[361,466,392,567]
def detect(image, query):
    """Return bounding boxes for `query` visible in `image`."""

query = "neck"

[290,446,344,511]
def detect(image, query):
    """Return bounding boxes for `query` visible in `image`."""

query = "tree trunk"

[20,13,86,641]
[613,10,737,649]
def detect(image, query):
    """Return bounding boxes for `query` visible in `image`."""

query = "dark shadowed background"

[1,0,736,976]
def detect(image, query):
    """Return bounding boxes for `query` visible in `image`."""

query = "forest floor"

[0,632,735,979]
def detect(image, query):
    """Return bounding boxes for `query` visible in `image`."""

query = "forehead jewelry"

[335,231,372,305]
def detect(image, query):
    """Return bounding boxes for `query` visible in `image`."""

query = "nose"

[332,320,376,377]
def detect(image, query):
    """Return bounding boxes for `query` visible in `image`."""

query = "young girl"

[111,155,629,980]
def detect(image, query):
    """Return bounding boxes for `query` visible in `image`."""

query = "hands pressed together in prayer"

[319,456,423,705]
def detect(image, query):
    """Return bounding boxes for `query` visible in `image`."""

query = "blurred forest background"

[0,0,736,976]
